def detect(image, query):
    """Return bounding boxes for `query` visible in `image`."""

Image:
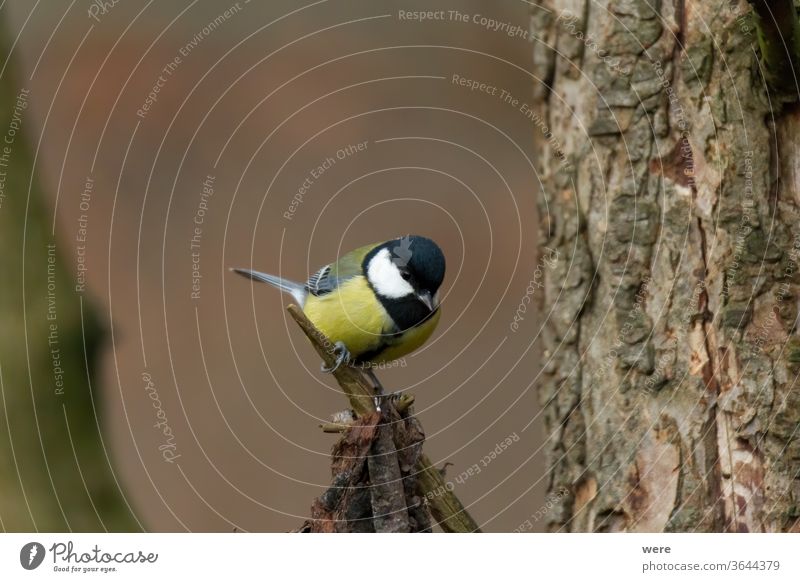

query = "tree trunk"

[0,17,138,531]
[531,0,800,532]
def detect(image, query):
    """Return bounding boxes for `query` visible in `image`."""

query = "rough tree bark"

[0,17,137,531]
[531,0,800,532]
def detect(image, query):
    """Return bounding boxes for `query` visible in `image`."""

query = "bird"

[232,235,446,407]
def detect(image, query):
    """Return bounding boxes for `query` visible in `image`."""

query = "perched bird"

[232,235,446,403]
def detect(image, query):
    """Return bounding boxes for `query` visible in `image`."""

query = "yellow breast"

[302,276,441,364]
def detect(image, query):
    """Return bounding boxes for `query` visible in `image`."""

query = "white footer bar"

[1,533,797,580]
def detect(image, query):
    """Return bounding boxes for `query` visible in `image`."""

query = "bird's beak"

[417,290,435,312]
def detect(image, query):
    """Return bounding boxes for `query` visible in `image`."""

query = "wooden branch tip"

[286,303,481,533]
[320,422,353,434]
[319,396,414,434]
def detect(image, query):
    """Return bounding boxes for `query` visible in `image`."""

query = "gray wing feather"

[231,268,308,307]
[233,243,373,302]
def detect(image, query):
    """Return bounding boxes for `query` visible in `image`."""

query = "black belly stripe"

[353,325,400,364]
[353,344,391,365]
[352,307,439,365]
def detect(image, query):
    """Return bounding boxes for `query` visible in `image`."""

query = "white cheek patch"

[367,248,415,299]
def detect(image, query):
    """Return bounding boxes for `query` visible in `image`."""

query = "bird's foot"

[372,391,405,414]
[321,341,351,373]
[363,367,387,412]
[361,367,404,412]
[363,366,384,391]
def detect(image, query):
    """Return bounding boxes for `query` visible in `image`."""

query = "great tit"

[233,235,446,395]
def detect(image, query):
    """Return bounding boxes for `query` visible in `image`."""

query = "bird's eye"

[401,271,411,281]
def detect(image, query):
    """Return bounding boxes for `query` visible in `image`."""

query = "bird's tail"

[231,268,308,307]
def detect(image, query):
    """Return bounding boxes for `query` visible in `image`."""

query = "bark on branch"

[287,304,481,533]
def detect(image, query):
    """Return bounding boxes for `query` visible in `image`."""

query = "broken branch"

[287,304,481,533]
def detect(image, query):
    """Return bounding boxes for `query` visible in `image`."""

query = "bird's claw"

[373,391,402,413]
[321,341,351,373]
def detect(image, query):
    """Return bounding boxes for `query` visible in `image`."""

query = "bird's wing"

[305,243,377,296]
[306,263,335,295]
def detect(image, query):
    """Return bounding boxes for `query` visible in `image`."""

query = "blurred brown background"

[6,0,546,531]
